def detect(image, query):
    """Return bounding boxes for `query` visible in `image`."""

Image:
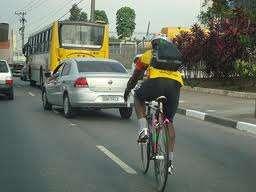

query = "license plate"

[103,95,119,102]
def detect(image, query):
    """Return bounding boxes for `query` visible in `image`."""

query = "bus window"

[60,24,104,49]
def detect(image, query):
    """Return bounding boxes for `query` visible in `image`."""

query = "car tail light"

[74,77,88,88]
[6,79,13,86]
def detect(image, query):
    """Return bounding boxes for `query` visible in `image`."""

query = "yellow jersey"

[138,50,184,86]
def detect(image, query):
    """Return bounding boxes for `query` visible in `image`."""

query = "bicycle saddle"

[156,96,167,103]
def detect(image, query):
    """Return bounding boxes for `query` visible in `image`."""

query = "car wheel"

[42,90,52,110]
[119,107,133,119]
[8,89,14,100]
[63,94,74,118]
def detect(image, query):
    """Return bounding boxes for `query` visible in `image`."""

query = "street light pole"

[90,0,95,22]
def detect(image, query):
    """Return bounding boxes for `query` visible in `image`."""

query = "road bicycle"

[139,96,171,192]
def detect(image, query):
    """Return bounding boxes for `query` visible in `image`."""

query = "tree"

[69,4,82,21]
[199,0,256,25]
[79,11,88,21]
[116,6,136,39]
[197,0,256,79]
[237,0,256,19]
[199,0,233,25]
[95,10,108,23]
[173,24,207,78]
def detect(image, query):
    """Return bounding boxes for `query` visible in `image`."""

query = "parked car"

[20,65,29,81]
[42,58,133,119]
[0,60,14,100]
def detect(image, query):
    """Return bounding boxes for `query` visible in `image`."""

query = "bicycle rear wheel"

[154,125,169,192]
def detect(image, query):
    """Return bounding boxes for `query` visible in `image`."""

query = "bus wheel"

[30,79,36,86]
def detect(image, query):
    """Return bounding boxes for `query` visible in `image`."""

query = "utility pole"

[15,11,26,48]
[146,21,150,37]
[90,0,95,22]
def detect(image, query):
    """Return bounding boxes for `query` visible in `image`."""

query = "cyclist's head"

[151,34,168,49]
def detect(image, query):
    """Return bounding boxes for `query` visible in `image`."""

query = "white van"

[0,60,14,100]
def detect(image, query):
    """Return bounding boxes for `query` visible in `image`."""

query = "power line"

[26,0,50,12]
[26,0,88,37]
[6,0,31,25]
[28,0,75,27]
[20,0,38,11]
[8,0,42,27]
[28,0,79,33]
[58,0,85,21]
[24,0,44,12]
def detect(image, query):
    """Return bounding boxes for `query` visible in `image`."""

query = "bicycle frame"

[146,101,170,157]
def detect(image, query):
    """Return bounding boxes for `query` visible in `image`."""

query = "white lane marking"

[207,109,216,112]
[28,92,35,97]
[70,123,77,126]
[179,100,185,103]
[237,122,256,135]
[96,145,137,175]
[186,109,206,120]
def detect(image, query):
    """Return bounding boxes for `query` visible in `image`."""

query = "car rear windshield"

[77,61,127,73]
[0,61,8,72]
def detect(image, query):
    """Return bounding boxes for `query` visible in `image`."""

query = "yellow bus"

[24,20,109,86]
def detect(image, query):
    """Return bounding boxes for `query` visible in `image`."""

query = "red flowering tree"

[173,24,207,78]
[174,7,256,79]
[204,9,256,78]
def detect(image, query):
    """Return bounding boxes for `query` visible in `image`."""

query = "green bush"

[235,48,256,79]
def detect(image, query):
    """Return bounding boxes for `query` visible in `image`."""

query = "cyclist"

[124,35,183,174]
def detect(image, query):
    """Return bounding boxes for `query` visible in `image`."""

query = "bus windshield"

[60,24,104,49]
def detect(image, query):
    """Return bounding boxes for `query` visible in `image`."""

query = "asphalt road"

[0,78,256,192]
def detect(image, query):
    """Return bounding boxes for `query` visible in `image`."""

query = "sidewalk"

[177,87,256,134]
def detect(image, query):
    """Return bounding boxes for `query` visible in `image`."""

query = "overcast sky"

[0,0,202,41]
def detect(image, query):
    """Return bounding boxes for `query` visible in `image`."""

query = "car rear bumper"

[69,88,134,109]
[71,102,133,109]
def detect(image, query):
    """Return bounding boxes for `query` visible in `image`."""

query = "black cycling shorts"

[134,78,181,122]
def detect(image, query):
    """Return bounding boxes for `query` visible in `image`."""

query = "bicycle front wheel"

[154,125,169,192]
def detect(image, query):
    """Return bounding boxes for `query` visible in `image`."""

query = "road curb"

[177,107,256,135]
[182,86,256,99]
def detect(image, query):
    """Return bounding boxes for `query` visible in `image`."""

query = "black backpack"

[151,39,182,71]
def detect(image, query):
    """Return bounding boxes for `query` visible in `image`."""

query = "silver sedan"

[42,58,133,119]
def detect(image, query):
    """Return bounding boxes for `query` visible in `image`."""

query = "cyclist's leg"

[134,78,163,141]
[134,94,146,119]
[164,79,181,172]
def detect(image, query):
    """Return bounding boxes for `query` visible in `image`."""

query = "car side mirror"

[45,72,51,78]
